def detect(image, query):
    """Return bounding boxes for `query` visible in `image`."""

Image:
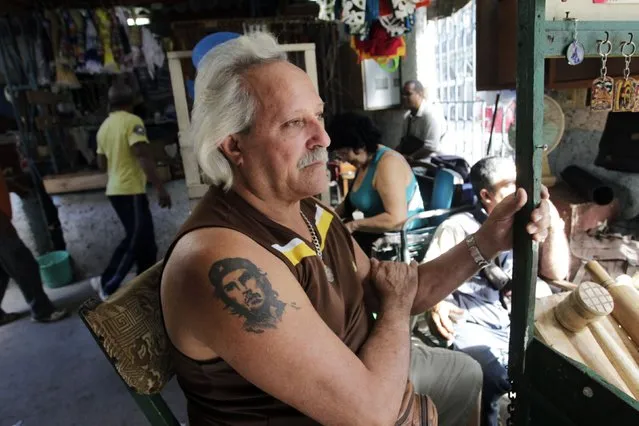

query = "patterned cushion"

[80,262,174,394]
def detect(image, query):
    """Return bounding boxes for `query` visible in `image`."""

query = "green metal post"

[129,391,181,426]
[510,0,546,424]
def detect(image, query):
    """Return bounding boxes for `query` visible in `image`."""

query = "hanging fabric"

[83,11,103,74]
[95,9,118,73]
[351,20,406,63]
[109,9,125,69]
[313,0,337,20]
[341,0,368,37]
[123,8,143,68]
[141,27,165,80]
[378,0,427,36]
[44,10,80,89]
[69,10,86,72]
[34,14,52,86]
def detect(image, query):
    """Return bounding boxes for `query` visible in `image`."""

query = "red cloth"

[351,21,406,62]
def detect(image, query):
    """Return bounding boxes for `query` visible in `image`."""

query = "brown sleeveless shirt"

[162,186,435,426]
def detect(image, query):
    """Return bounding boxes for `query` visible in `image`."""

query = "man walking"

[92,83,171,300]
[0,172,67,326]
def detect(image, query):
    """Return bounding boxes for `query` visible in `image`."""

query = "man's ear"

[479,188,493,206]
[218,135,243,167]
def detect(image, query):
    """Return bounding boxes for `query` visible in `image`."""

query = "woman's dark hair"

[326,112,381,154]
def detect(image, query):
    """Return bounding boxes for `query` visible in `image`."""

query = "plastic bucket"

[37,251,73,289]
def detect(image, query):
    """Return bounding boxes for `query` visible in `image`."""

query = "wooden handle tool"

[586,260,639,345]
[590,320,639,399]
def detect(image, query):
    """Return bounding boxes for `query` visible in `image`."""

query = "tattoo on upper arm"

[209,257,299,334]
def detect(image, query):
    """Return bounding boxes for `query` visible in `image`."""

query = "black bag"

[430,155,471,182]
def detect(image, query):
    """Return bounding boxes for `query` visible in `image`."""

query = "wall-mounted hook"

[627,32,634,45]
[620,33,637,58]
[600,31,610,44]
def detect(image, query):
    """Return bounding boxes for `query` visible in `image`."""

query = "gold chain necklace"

[300,211,335,283]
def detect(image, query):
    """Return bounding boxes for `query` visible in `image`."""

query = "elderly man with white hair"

[161,32,553,426]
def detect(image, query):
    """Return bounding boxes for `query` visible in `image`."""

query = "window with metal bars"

[417,0,515,165]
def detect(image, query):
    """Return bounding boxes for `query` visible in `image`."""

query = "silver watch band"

[466,234,490,270]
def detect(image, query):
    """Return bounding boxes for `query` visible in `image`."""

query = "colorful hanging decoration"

[613,36,637,112]
[69,10,86,71]
[45,10,81,89]
[83,11,103,74]
[342,0,368,37]
[591,37,614,112]
[95,9,118,73]
[378,0,428,36]
[351,21,406,64]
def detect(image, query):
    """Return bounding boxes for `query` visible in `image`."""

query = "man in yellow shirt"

[0,172,67,325]
[92,83,171,299]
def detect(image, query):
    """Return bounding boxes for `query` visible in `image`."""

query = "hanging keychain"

[614,34,637,112]
[591,33,614,112]
[566,19,585,66]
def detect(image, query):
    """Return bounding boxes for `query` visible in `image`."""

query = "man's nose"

[307,118,331,150]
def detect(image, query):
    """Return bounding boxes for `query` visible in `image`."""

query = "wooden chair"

[78,262,181,426]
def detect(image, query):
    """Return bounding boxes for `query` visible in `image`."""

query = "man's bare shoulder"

[162,227,299,336]
[164,226,280,291]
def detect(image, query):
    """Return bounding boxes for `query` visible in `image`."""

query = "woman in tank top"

[327,113,424,256]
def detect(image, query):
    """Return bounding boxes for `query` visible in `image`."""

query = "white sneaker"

[89,277,108,302]
[89,276,101,293]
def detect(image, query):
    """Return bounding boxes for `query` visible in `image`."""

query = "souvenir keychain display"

[613,35,637,112]
[566,19,585,66]
[591,35,614,112]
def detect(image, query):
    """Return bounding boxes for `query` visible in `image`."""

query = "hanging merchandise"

[69,10,86,72]
[121,8,143,68]
[379,56,400,72]
[45,10,81,89]
[141,27,165,80]
[379,13,413,36]
[313,0,337,20]
[565,19,584,66]
[84,11,103,74]
[591,35,614,112]
[613,35,637,112]
[351,20,406,63]
[378,0,428,36]
[113,7,133,70]
[34,15,52,86]
[95,9,118,73]
[342,0,368,37]
[109,9,125,69]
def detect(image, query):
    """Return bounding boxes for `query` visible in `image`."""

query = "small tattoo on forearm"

[209,258,298,333]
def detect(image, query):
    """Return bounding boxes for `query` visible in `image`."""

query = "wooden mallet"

[585,260,639,346]
[554,281,639,399]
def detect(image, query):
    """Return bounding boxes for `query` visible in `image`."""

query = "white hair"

[189,32,287,190]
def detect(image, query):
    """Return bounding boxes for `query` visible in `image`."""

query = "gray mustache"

[298,148,328,169]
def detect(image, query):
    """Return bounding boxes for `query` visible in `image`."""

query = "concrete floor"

[11,179,193,280]
[0,277,188,426]
[1,180,193,426]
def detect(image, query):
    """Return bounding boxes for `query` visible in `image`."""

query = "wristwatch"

[465,234,490,270]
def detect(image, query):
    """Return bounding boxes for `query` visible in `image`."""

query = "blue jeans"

[453,322,511,426]
[101,194,157,296]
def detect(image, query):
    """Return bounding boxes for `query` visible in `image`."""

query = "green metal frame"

[510,2,639,424]
[78,297,181,426]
